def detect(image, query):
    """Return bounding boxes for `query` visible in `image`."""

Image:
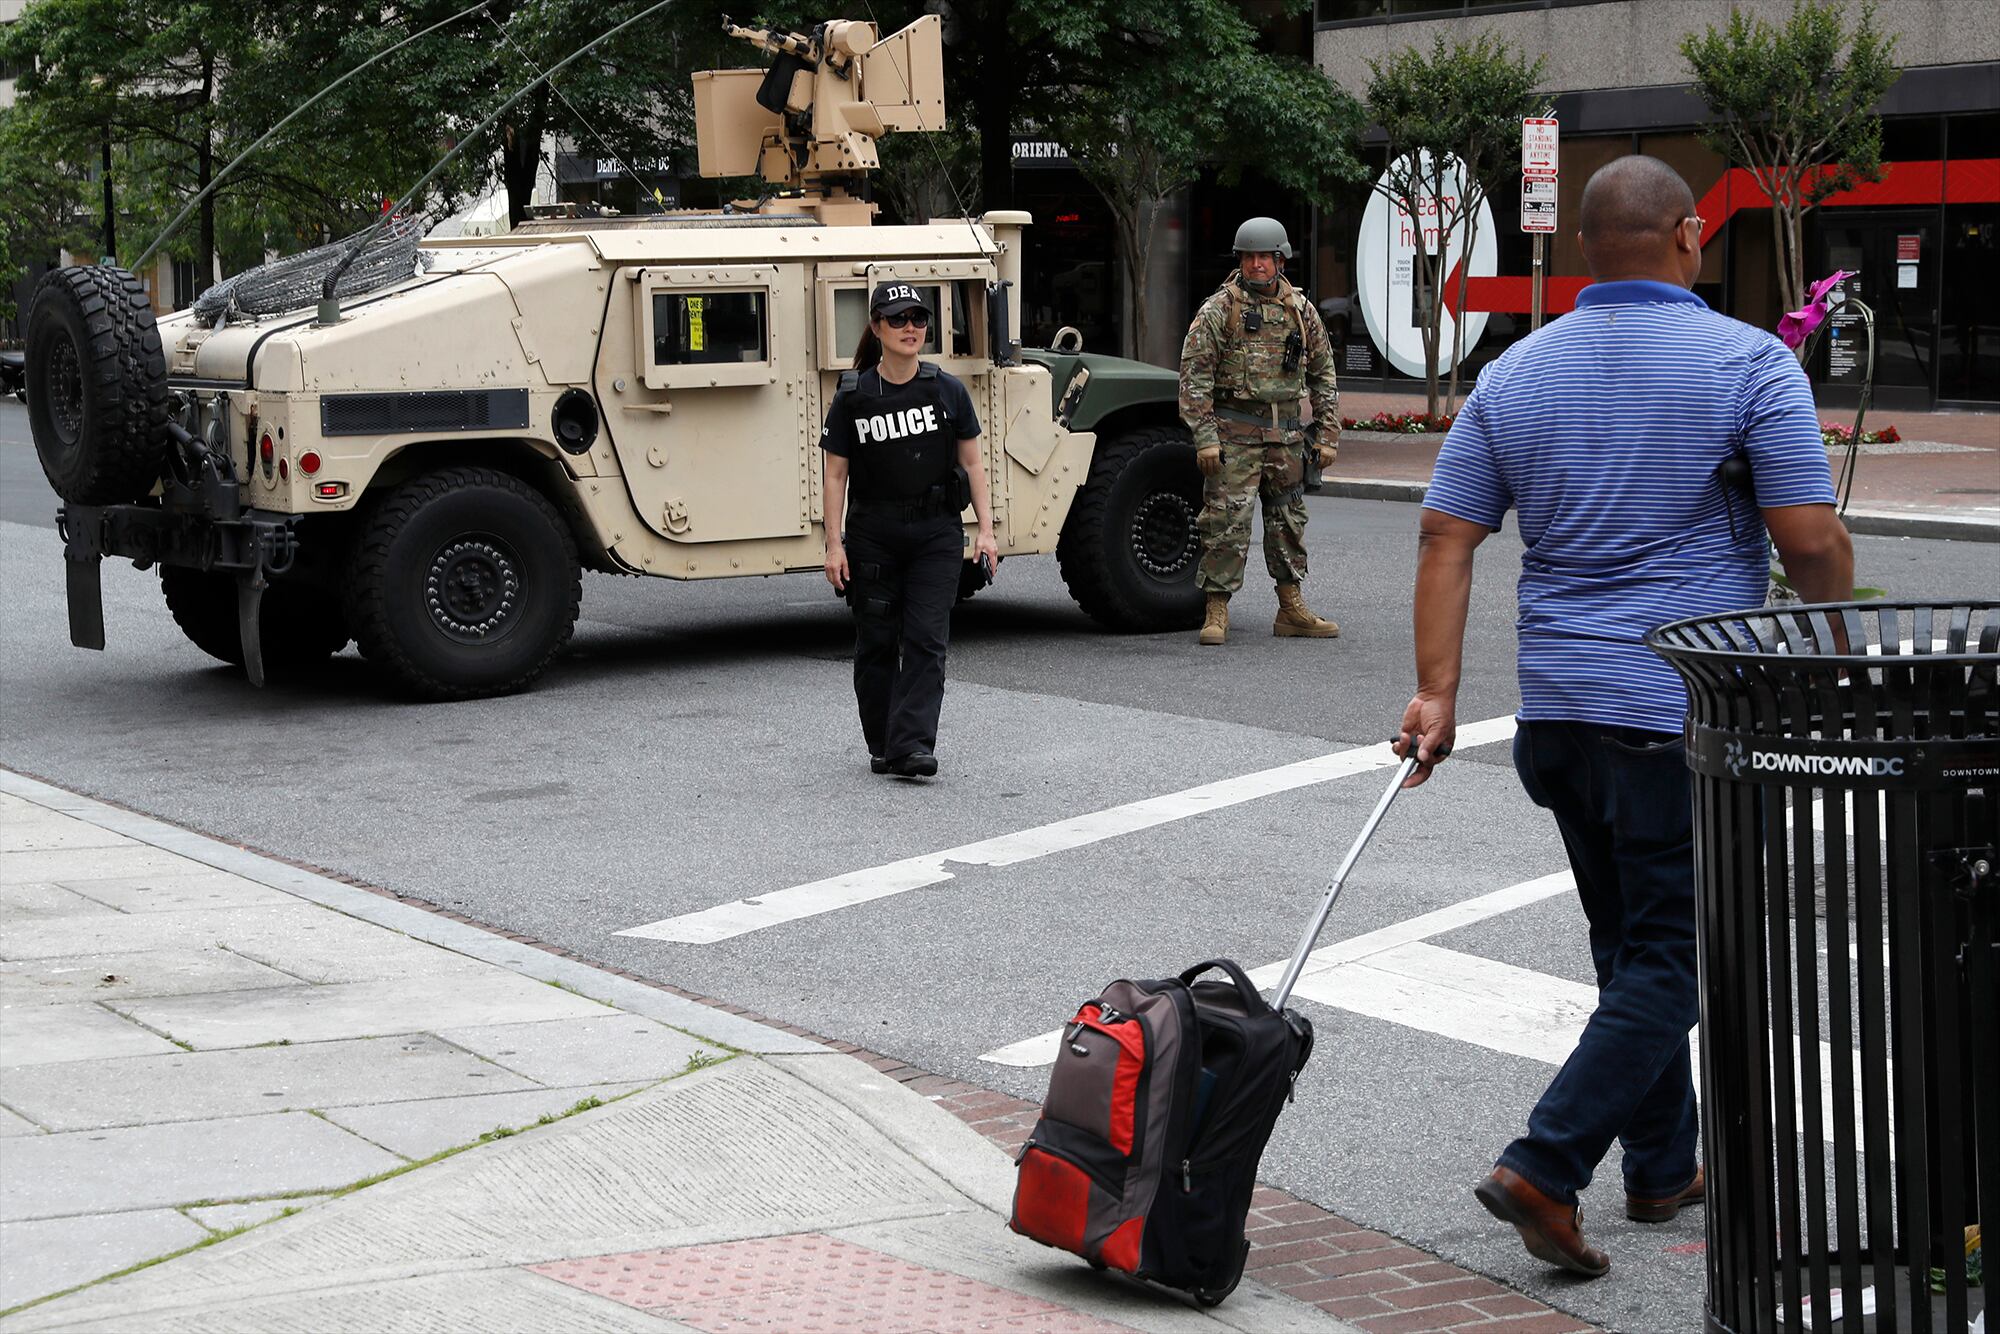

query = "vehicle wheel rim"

[1130,490,1197,578]
[46,334,84,447]
[426,536,522,644]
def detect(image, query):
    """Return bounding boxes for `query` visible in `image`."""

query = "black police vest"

[840,365,959,504]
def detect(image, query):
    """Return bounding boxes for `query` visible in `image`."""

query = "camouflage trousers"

[1196,436,1309,595]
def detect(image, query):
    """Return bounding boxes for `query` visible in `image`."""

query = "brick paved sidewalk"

[366,900,1603,1334]
[5,777,1601,1334]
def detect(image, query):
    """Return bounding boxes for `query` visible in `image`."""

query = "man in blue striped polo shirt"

[1395,155,1853,1277]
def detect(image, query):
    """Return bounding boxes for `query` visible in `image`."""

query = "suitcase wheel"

[1191,1239,1251,1308]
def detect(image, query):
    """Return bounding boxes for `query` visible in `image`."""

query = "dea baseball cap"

[869,281,931,317]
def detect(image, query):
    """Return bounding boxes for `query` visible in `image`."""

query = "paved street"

[3,399,1995,1331]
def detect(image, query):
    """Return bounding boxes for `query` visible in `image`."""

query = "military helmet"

[1231,216,1292,259]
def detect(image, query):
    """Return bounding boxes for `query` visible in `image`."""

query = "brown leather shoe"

[1473,1167,1611,1278]
[1627,1165,1705,1223]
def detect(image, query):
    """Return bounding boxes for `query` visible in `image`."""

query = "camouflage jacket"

[1178,273,1338,450]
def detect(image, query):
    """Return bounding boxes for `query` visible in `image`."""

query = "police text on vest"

[856,405,940,443]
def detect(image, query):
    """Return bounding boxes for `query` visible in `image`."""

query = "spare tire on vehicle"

[25,264,170,505]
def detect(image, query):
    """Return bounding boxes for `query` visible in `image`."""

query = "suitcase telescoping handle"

[1269,742,1441,1012]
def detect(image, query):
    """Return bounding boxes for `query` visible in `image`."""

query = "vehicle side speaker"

[552,388,598,455]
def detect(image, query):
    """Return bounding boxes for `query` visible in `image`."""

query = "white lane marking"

[616,715,1521,945]
[985,915,1878,1148]
[978,870,1575,1067]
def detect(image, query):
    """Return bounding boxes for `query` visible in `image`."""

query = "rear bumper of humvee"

[59,472,303,686]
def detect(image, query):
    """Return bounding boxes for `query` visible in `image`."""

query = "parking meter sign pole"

[1521,117,1558,331]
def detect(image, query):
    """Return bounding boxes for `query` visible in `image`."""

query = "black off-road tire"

[1056,426,1204,632]
[161,568,353,670]
[344,467,581,701]
[25,265,170,504]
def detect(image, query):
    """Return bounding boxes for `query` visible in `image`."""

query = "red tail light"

[259,433,274,463]
[298,450,322,475]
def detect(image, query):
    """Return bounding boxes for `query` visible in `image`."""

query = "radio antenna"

[131,0,493,273]
[318,0,679,322]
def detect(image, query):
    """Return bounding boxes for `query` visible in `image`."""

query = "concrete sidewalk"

[0,772,1354,1333]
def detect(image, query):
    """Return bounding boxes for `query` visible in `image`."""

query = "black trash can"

[1648,601,1997,1333]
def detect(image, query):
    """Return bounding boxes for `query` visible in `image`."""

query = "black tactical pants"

[843,509,963,761]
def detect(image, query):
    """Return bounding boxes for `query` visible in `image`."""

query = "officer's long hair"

[850,316,885,372]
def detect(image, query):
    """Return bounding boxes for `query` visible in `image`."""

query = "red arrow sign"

[1444,159,1997,318]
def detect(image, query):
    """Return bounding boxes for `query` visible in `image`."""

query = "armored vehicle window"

[948,280,981,357]
[833,285,939,356]
[653,291,768,366]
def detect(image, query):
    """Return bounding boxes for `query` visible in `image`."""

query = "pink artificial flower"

[1778,270,1855,349]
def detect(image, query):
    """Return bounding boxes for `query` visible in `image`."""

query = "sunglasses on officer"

[876,308,931,329]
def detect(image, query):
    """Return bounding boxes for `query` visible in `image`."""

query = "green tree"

[1435,34,1544,412]
[0,0,729,289]
[0,103,97,323]
[1681,0,1898,328]
[0,0,260,280]
[0,0,496,282]
[1037,0,1365,361]
[1366,34,1544,417]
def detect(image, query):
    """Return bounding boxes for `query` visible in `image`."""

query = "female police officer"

[821,281,997,779]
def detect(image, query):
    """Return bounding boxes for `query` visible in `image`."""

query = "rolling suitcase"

[1009,755,1421,1306]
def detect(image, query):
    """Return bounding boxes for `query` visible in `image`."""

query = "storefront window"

[1940,112,2000,403]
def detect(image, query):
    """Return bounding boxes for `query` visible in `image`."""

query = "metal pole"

[1530,233,1545,331]
[1269,756,1420,1012]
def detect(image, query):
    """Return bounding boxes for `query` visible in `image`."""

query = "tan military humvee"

[25,17,1197,698]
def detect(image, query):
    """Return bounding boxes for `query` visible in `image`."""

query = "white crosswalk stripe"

[615,715,1521,945]
[978,871,1576,1066]
[979,870,1875,1149]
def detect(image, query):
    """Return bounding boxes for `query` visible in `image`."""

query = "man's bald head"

[1578,156,1702,287]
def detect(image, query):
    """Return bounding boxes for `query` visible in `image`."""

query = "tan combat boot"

[1199,593,1230,646]
[1273,583,1339,638]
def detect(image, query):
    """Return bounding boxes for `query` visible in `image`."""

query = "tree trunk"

[974,2,1016,210]
[1446,206,1478,415]
[1124,197,1156,364]
[501,91,550,228]
[1417,249,1441,418]
[1769,190,1805,361]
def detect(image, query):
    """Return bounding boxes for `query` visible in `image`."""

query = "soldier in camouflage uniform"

[1179,217,1342,646]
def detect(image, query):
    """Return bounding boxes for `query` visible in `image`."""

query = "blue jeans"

[1500,721,1701,1204]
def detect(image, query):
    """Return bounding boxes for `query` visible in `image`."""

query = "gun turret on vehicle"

[23,14,1193,699]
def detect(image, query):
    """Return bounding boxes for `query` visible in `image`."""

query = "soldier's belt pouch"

[955,465,972,510]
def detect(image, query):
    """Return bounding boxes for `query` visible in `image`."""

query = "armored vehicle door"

[598,263,815,546]
[812,260,998,526]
